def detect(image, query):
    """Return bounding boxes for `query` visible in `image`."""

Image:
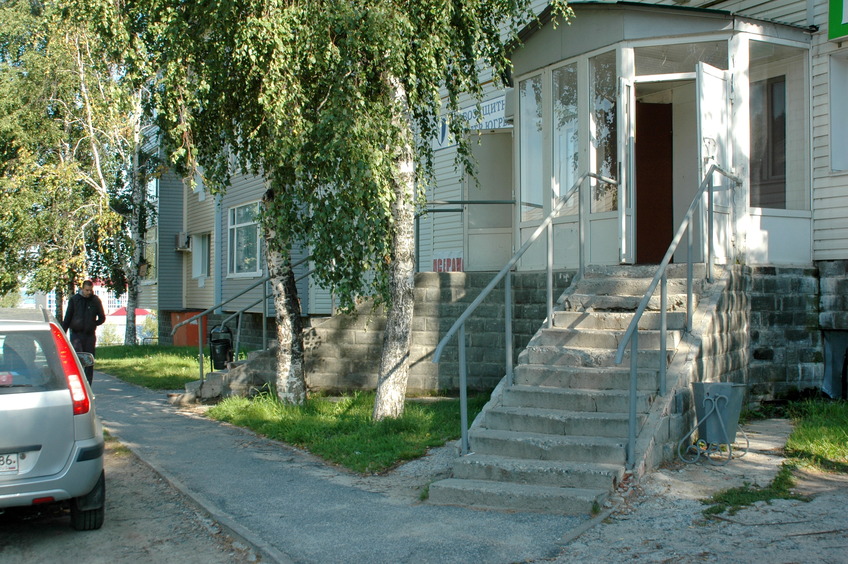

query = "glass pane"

[553,63,579,217]
[234,226,258,273]
[590,50,618,213]
[519,75,544,222]
[635,41,728,75]
[235,203,258,225]
[0,332,63,392]
[749,40,808,210]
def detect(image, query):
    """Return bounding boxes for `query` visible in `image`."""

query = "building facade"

[141,0,848,398]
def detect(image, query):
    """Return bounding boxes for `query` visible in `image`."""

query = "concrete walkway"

[91,373,589,563]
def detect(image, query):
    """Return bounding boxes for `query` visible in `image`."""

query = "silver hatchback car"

[0,307,105,530]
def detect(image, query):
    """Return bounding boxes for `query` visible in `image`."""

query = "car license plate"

[0,453,19,473]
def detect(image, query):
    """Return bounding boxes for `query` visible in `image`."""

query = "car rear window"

[0,330,66,394]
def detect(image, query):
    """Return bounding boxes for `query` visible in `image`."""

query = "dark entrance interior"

[635,101,674,264]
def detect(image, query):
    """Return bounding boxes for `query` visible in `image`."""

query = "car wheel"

[70,471,105,531]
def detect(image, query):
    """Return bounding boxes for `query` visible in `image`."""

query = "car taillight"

[50,324,91,415]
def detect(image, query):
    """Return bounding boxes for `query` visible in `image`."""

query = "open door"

[696,62,732,264]
[618,77,636,264]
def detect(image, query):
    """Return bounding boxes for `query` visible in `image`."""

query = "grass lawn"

[702,399,848,515]
[95,345,204,389]
[94,345,489,473]
[207,392,489,474]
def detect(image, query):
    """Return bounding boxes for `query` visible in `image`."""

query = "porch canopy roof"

[511,1,813,76]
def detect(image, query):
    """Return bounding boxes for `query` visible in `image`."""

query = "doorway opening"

[633,80,697,265]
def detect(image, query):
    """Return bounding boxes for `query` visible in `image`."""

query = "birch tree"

[0,0,158,337]
[76,0,569,415]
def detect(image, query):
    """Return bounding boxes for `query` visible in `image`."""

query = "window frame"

[227,201,263,278]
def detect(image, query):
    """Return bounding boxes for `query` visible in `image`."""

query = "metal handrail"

[171,255,311,382]
[432,171,617,454]
[613,163,741,470]
[218,267,317,359]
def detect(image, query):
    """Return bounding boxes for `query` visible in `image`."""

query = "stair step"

[521,345,670,368]
[514,364,660,391]
[427,478,607,515]
[582,263,707,279]
[535,327,681,349]
[561,293,693,313]
[469,429,627,464]
[552,311,687,331]
[484,406,643,438]
[570,277,701,297]
[450,454,624,490]
[502,385,653,413]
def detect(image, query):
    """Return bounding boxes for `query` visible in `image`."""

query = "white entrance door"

[696,62,732,265]
[464,130,514,271]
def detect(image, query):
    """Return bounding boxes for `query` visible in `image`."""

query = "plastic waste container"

[693,382,745,444]
[209,325,233,370]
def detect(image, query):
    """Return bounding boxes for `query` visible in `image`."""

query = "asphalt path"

[92,372,587,564]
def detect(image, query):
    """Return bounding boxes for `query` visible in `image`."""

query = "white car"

[0,307,105,530]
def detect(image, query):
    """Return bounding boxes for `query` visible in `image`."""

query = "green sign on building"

[831,0,848,40]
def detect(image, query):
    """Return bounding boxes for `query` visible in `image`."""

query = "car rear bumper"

[0,436,104,509]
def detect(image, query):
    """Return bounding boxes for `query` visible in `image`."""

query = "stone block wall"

[747,266,823,400]
[303,271,573,394]
[694,265,751,388]
[819,260,848,398]
[819,260,848,331]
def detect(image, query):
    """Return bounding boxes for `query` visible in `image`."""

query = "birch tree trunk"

[373,79,416,421]
[124,143,145,345]
[264,205,306,405]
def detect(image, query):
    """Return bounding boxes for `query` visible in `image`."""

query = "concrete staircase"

[428,264,702,515]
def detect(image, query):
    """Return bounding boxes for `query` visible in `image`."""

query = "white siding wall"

[184,181,216,310]
[421,1,550,272]
[810,0,848,259]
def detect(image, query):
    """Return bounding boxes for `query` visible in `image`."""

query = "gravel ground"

[0,434,260,564]
[552,419,848,563]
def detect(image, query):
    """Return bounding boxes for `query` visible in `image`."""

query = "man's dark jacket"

[62,292,106,335]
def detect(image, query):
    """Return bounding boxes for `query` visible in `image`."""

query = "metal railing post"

[197,322,204,382]
[578,180,585,278]
[707,174,714,283]
[687,223,694,332]
[459,324,469,455]
[547,222,554,329]
[660,273,667,397]
[263,279,269,350]
[628,330,638,470]
[505,270,514,386]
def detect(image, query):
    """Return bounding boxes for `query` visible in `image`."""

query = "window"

[553,63,579,216]
[635,41,727,75]
[750,76,786,207]
[228,202,261,275]
[749,40,809,210]
[192,233,211,279]
[590,50,618,213]
[519,74,544,222]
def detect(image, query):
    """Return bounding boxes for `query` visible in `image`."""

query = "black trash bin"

[209,325,233,370]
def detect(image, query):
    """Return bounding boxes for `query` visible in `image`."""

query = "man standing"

[62,280,106,384]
